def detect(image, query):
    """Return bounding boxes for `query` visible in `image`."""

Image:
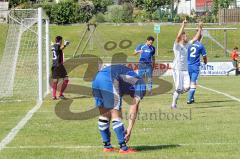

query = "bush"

[38,1,94,24]
[122,3,133,23]
[202,15,215,23]
[106,5,123,23]
[9,0,28,8]
[95,13,106,23]
[74,1,95,23]
[151,9,173,22]
[133,9,144,22]
[91,0,113,13]
[152,10,161,21]
[50,1,76,24]
[106,3,133,23]
[173,15,181,23]
[133,9,149,22]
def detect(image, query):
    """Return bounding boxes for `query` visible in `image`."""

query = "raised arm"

[176,19,187,43]
[60,40,70,50]
[191,22,203,43]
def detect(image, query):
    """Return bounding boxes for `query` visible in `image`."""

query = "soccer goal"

[185,27,238,56]
[0,8,50,103]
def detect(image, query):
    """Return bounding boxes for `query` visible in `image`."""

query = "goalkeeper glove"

[64,40,70,47]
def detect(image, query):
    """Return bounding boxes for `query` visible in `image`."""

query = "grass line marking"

[0,102,42,151]
[199,85,240,103]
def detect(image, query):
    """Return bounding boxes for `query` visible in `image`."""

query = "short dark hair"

[55,36,63,43]
[234,46,238,50]
[147,36,155,41]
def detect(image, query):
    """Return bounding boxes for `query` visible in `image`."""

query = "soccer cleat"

[187,99,195,104]
[171,105,177,109]
[119,148,137,154]
[52,96,57,100]
[59,95,66,99]
[103,147,118,152]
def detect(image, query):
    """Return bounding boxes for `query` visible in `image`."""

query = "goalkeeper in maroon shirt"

[51,36,70,100]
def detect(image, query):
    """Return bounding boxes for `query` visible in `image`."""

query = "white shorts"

[172,69,190,93]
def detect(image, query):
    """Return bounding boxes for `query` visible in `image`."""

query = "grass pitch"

[0,23,240,159]
[0,76,240,159]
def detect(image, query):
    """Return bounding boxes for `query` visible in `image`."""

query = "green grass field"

[0,76,240,159]
[49,24,240,61]
[0,23,240,159]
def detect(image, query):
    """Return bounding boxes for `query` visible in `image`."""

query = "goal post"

[38,8,43,102]
[0,8,50,103]
[185,27,238,56]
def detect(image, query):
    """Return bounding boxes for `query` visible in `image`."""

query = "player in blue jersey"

[187,33,207,104]
[134,36,155,95]
[92,64,146,154]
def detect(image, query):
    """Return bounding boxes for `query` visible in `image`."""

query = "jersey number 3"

[190,47,197,57]
[52,50,57,60]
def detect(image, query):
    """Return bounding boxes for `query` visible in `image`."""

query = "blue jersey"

[92,65,146,109]
[187,41,207,67]
[135,44,155,63]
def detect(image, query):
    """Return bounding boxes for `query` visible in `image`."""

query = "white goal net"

[0,8,50,103]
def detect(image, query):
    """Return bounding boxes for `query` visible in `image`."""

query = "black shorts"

[52,65,68,79]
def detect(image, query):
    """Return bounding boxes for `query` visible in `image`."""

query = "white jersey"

[172,42,192,71]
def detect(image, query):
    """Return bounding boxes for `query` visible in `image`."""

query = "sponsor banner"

[99,62,234,76]
[200,62,233,76]
[99,62,172,76]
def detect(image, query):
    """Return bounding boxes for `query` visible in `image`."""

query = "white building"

[177,0,240,15]
[176,0,214,15]
[177,0,196,15]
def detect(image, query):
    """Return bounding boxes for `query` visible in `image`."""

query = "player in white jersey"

[171,20,203,109]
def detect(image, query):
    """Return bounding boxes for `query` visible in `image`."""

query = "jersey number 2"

[190,47,196,57]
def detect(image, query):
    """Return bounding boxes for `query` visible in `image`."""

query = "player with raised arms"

[187,30,207,104]
[92,64,146,154]
[171,19,203,109]
[51,36,70,100]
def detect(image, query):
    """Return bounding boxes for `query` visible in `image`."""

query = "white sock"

[172,91,180,106]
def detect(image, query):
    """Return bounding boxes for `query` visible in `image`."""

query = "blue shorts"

[92,71,146,110]
[138,63,153,79]
[188,66,200,83]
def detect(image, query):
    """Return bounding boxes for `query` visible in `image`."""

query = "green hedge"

[37,1,217,24]
[105,3,133,23]
[38,1,94,24]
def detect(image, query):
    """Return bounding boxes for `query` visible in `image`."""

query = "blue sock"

[98,117,112,148]
[147,78,152,92]
[188,88,196,102]
[112,118,128,151]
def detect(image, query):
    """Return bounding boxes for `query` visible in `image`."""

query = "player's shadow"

[132,144,180,151]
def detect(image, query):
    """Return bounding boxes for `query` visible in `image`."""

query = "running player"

[51,36,70,100]
[187,32,207,104]
[92,64,146,154]
[171,20,203,109]
[134,36,155,95]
